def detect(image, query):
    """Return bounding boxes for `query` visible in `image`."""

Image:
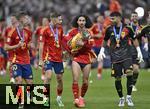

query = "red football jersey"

[39,25,63,62]
[6,27,32,64]
[90,23,104,47]
[4,26,14,61]
[35,26,42,42]
[66,28,96,64]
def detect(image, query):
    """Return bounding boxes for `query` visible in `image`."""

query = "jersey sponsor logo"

[21,43,26,49]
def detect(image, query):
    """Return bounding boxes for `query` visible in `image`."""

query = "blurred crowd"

[0,0,150,31]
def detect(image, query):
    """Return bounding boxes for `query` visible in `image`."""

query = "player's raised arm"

[133,38,143,63]
[97,26,111,61]
[127,26,144,63]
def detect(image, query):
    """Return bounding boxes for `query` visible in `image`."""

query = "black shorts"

[77,62,87,69]
[111,59,133,78]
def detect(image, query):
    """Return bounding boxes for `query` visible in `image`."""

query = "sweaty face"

[51,17,59,26]
[77,16,86,28]
[58,16,63,25]
[131,13,138,23]
[110,16,117,25]
[42,18,49,26]
[97,15,104,24]
[10,16,18,25]
[19,15,30,26]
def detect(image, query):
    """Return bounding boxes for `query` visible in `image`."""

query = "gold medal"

[113,23,123,48]
[55,41,60,48]
[116,39,120,47]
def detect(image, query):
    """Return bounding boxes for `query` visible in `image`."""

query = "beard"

[132,19,138,23]
[79,24,85,28]
[112,21,117,26]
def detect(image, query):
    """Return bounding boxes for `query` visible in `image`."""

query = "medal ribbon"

[98,23,102,32]
[16,27,24,42]
[49,23,58,43]
[113,23,123,41]
[131,22,139,38]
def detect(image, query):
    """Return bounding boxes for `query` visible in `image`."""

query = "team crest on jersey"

[59,31,61,36]
[111,32,114,36]
[16,36,19,39]
[50,33,53,37]
[121,32,125,38]
[39,36,42,41]
[96,28,99,32]
[111,70,115,74]
[7,38,11,42]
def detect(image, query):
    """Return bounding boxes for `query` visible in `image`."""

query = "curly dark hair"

[71,14,93,28]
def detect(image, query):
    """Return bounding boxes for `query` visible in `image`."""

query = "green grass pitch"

[0,68,150,109]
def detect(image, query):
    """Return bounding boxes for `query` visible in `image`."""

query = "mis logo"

[0,84,50,109]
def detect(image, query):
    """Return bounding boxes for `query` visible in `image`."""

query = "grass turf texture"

[0,68,150,109]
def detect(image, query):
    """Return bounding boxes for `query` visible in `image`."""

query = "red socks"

[57,88,63,96]
[81,83,88,97]
[72,83,79,99]
[98,67,102,75]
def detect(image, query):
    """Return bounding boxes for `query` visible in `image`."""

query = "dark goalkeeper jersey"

[137,24,150,54]
[138,25,150,43]
[104,24,135,63]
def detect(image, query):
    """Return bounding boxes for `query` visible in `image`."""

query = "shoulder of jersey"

[68,28,77,33]
[37,26,42,30]
[58,25,63,29]
[92,23,97,27]
[105,25,112,30]
[126,25,132,29]
[6,26,12,31]
[40,26,49,34]
[24,27,32,33]
[90,23,97,29]
[8,27,16,37]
